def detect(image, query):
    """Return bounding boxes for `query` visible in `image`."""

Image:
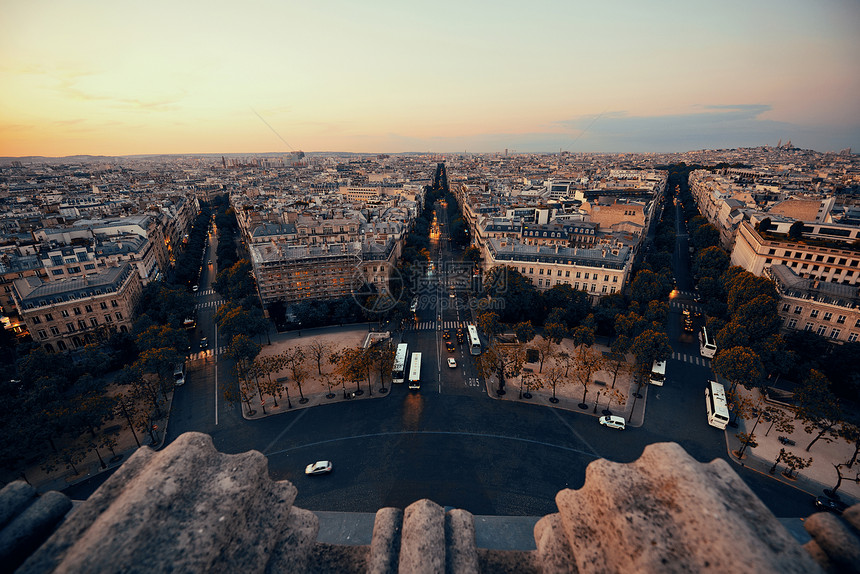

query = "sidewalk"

[724,384,860,505]
[240,323,393,420]
[484,337,647,428]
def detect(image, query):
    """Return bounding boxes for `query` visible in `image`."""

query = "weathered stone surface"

[399,499,445,574]
[268,506,321,572]
[804,510,860,574]
[368,507,402,574]
[843,503,860,532]
[555,442,822,573]
[445,509,478,573]
[307,541,369,573]
[0,487,71,573]
[0,481,37,529]
[533,514,576,574]
[19,432,304,574]
[803,539,839,573]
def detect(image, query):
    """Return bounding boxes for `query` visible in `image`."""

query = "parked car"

[599,415,626,430]
[447,358,457,368]
[814,496,847,514]
[305,461,333,476]
[200,337,208,349]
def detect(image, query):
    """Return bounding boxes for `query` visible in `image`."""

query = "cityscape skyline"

[2,0,859,157]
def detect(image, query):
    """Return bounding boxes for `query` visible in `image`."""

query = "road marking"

[264,430,602,460]
[550,409,601,458]
[262,408,311,455]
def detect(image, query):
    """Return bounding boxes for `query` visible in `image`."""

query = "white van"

[650,360,666,386]
[173,363,186,386]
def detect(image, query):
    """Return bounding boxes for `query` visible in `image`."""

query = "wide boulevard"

[71,198,817,519]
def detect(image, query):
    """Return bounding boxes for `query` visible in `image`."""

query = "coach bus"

[392,343,408,384]
[467,324,481,356]
[408,352,422,390]
[705,380,729,429]
[650,360,666,386]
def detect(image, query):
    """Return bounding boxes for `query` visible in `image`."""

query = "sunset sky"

[1,0,858,157]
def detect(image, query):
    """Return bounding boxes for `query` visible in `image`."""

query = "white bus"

[408,352,422,390]
[699,326,717,358]
[705,380,729,429]
[467,324,481,356]
[392,343,408,384]
[650,360,666,386]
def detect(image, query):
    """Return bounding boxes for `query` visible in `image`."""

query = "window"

[539,269,544,275]
[782,304,791,312]
[50,326,60,336]
[584,273,590,280]
[67,323,75,332]
[78,320,87,330]
[74,307,81,315]
[100,302,108,310]
[804,322,814,331]
[830,329,841,340]
[591,283,596,292]
[823,312,832,322]
[557,270,562,277]
[61,309,70,318]
[565,271,570,278]
[837,315,846,324]
[602,285,608,293]
[787,318,798,328]
[612,276,618,283]
[604,275,609,281]
[84,263,95,270]
[849,333,859,343]
[57,340,67,351]
[574,282,580,290]
[529,268,534,274]
[610,286,616,294]
[576,272,581,279]
[37,329,47,339]
[90,318,98,327]
[45,313,53,322]
[810,309,819,318]
[104,314,113,323]
[51,269,65,276]
[85,305,92,313]
[32,316,41,324]
[538,279,543,286]
[816,325,827,336]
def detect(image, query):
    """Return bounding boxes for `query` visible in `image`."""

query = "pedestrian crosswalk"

[406,320,471,331]
[195,299,224,310]
[196,289,217,296]
[187,346,228,360]
[674,290,697,299]
[669,301,699,312]
[670,351,711,367]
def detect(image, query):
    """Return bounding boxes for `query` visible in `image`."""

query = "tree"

[693,246,730,281]
[710,346,764,394]
[840,422,860,468]
[691,223,720,250]
[571,345,603,408]
[307,340,331,376]
[513,321,536,345]
[476,311,502,341]
[795,370,843,452]
[463,246,481,264]
[788,220,805,240]
[628,270,671,305]
[519,370,542,399]
[781,451,813,479]
[532,336,556,373]
[756,217,772,234]
[543,362,568,403]
[763,407,795,437]
[826,463,860,498]
[476,342,525,395]
[283,347,308,403]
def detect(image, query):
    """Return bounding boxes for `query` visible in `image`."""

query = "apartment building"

[11,263,142,352]
[731,222,860,286]
[483,238,632,302]
[766,264,860,343]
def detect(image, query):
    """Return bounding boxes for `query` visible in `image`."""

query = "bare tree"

[571,345,603,408]
[307,340,331,376]
[763,407,795,437]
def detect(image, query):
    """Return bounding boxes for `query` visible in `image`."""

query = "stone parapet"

[4,433,858,573]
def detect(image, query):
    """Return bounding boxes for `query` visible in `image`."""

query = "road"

[66,195,817,519]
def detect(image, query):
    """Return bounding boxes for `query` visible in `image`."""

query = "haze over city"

[2,0,859,156]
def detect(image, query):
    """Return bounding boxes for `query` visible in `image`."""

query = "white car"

[305,461,333,475]
[599,415,626,430]
[447,358,457,368]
